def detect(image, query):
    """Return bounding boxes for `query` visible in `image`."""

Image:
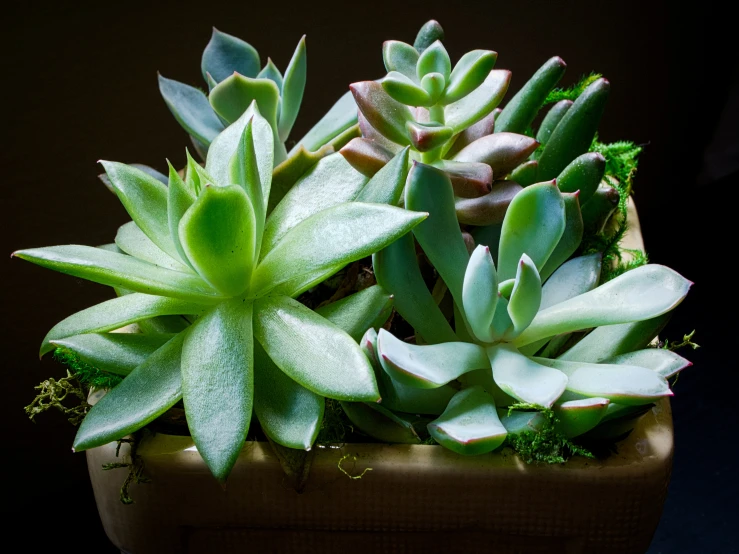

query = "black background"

[1,1,735,552]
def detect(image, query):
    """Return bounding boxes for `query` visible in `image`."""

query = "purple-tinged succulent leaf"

[358,111,404,153]
[539,191,584,281]
[416,40,451,82]
[158,74,225,147]
[581,184,619,234]
[350,81,413,146]
[340,137,395,177]
[355,147,411,206]
[509,160,539,187]
[377,328,489,388]
[316,285,394,342]
[254,294,380,402]
[209,73,280,127]
[444,70,510,133]
[269,143,334,213]
[540,253,602,311]
[406,121,453,152]
[452,132,539,177]
[462,245,499,342]
[201,28,260,82]
[497,181,565,280]
[455,179,522,226]
[341,401,422,444]
[278,36,307,142]
[506,254,542,339]
[291,90,358,154]
[115,221,193,274]
[382,71,432,106]
[442,50,498,105]
[553,397,610,438]
[256,58,284,91]
[603,349,692,379]
[434,160,493,198]
[428,386,507,455]
[556,152,606,205]
[383,40,420,83]
[488,343,568,407]
[444,109,497,158]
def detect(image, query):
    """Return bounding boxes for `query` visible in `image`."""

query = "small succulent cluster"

[15,20,692,484]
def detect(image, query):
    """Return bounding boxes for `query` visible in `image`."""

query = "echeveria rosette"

[13,103,428,482]
[365,163,692,456]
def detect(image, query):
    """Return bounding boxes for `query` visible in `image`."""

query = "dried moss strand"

[101,437,150,504]
[24,370,90,425]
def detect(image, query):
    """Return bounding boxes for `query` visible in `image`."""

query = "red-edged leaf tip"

[375,397,383,404]
[551,179,558,187]
[71,448,76,453]
[573,189,581,197]
[484,246,490,252]
[553,56,567,68]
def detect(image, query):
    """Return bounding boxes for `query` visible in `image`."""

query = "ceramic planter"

[86,201,673,554]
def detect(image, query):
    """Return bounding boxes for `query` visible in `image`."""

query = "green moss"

[544,72,603,105]
[24,370,89,425]
[53,347,123,389]
[660,330,700,352]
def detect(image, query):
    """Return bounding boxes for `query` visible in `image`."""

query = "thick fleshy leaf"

[383,40,420,82]
[13,246,220,302]
[315,285,393,342]
[405,162,469,312]
[534,100,572,150]
[97,163,168,192]
[497,181,565,280]
[534,358,672,405]
[515,265,692,347]
[209,73,280,127]
[158,74,225,146]
[458,368,516,407]
[339,137,394,177]
[179,185,256,296]
[253,202,426,297]
[253,295,379,401]
[452,132,539,177]
[373,233,458,344]
[433,160,492,198]
[444,70,510,133]
[495,57,567,134]
[413,20,444,54]
[463,245,499,342]
[499,408,546,434]
[428,386,507,455]
[261,153,368,255]
[382,71,431,106]
[201,28,260,82]
[358,111,403,153]
[538,78,610,180]
[278,36,307,141]
[553,397,610,438]
[377,329,488,388]
[100,161,179,259]
[509,160,539,187]
[416,40,451,81]
[185,149,212,194]
[445,110,497,158]
[507,254,541,337]
[51,332,173,376]
[488,343,568,407]
[406,121,453,152]
[603,349,692,379]
[355,146,411,205]
[73,334,185,451]
[581,184,620,234]
[540,253,602,311]
[167,162,197,269]
[38,293,202,356]
[443,50,498,105]
[291,90,358,154]
[256,58,283,90]
[115,221,192,273]
[341,402,422,444]
[350,81,413,145]
[181,299,253,482]
[556,152,606,206]
[269,144,334,213]
[539,191,584,281]
[254,341,323,450]
[455,179,522,226]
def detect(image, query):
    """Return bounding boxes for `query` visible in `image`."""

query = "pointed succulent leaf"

[455,179,522,226]
[167,162,197,269]
[539,191,584,281]
[507,253,542,338]
[463,245,499,342]
[253,203,426,297]
[115,221,192,273]
[254,295,379,401]
[534,99,572,151]
[201,28,260,82]
[497,181,565,280]
[538,78,610,180]
[256,58,283,90]
[73,334,185,451]
[534,358,672,405]
[414,20,444,53]
[487,343,568,407]
[350,81,413,146]
[342,401,423,444]
[377,329,489,388]
[382,71,432,106]
[261,153,367,255]
[540,253,602,311]
[339,137,394,177]
[603,349,692,379]
[444,70,510,133]
[178,185,256,297]
[278,36,307,141]
[405,162,469,312]
[38,293,204,356]
[581,184,620,234]
[254,341,323,450]
[291,90,358,154]
[181,299,253,482]
[209,73,280,127]
[433,160,492,198]
[445,109,497,158]
[50,332,174,377]
[100,161,179,259]
[452,132,539,177]
[158,74,225,147]
[416,40,451,82]
[358,111,404,153]
[269,143,334,213]
[13,246,221,302]
[383,40,420,82]
[316,285,393,342]
[556,152,606,205]
[373,233,458,345]
[428,386,507,455]
[184,149,209,195]
[443,50,498,105]
[495,57,567,134]
[406,121,453,152]
[355,146,411,205]
[515,265,692,347]
[98,163,168,192]
[553,397,610,438]
[509,160,539,187]
[421,72,446,104]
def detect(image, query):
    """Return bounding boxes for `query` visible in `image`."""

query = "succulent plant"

[13,103,427,482]
[354,163,692,455]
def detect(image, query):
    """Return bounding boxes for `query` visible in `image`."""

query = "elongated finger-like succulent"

[13,102,427,482]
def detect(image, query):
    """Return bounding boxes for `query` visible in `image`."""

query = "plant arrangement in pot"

[15,19,696,554]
